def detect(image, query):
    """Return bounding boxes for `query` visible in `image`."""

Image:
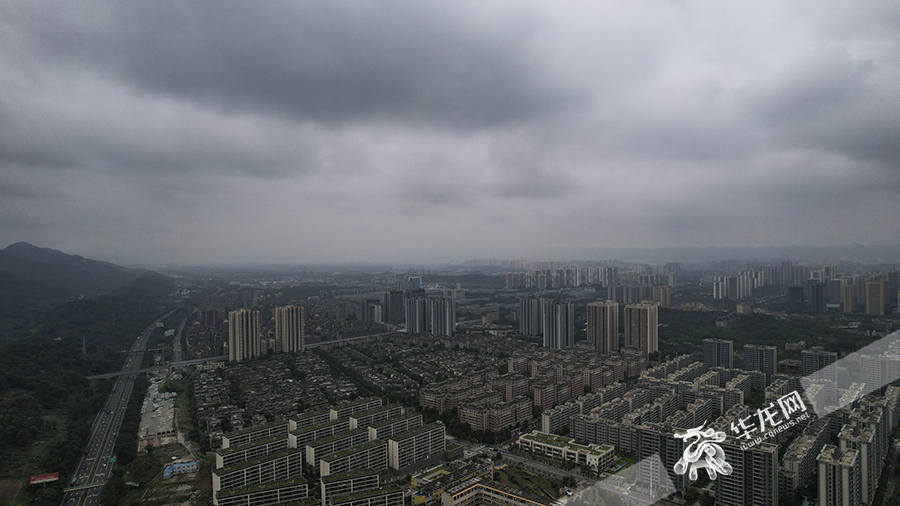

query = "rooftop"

[322,439,386,462]
[216,478,307,498]
[331,485,402,503]
[321,469,382,484]
[390,423,443,442]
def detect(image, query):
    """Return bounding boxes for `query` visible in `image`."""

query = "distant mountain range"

[0,241,142,296]
[0,242,145,331]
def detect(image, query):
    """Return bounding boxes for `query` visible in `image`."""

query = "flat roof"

[390,423,443,442]
[331,485,402,503]
[308,428,369,448]
[322,440,387,462]
[217,478,307,498]
[321,469,381,484]
[351,404,403,419]
[224,420,288,439]
[218,435,286,455]
[292,418,350,435]
[218,448,301,473]
[371,413,421,429]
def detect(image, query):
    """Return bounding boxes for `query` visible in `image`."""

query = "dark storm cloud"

[13,1,578,129]
[1,0,899,264]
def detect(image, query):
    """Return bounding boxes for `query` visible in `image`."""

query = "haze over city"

[2,1,899,265]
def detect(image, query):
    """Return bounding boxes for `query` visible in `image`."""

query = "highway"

[60,310,175,506]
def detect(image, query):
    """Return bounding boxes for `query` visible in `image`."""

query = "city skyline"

[2,1,899,265]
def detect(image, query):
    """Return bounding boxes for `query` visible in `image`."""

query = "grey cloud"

[11,1,580,129]
[1,1,900,264]
[743,49,900,165]
[748,49,874,124]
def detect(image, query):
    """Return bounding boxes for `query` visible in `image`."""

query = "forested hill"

[0,270,178,505]
[0,242,144,335]
[0,242,141,297]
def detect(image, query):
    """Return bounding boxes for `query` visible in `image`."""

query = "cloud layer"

[1,1,898,264]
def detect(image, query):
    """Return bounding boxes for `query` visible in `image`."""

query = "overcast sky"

[2,1,899,265]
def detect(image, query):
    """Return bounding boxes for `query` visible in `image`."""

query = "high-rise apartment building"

[542,301,574,349]
[838,426,876,504]
[809,280,826,313]
[274,305,305,353]
[888,270,899,308]
[652,285,671,307]
[866,281,885,316]
[405,297,455,336]
[715,441,779,506]
[744,344,777,382]
[404,297,427,334]
[624,302,658,354]
[428,297,456,337]
[519,296,543,337]
[802,348,838,383]
[843,284,856,313]
[228,309,260,362]
[827,278,844,306]
[703,338,734,369]
[382,290,406,326]
[818,445,861,506]
[587,301,619,354]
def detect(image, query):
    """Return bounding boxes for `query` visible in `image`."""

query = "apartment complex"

[387,423,446,470]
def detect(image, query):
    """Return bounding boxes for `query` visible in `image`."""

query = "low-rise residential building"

[331,398,383,420]
[290,418,352,450]
[329,485,403,506]
[350,405,404,429]
[320,440,389,477]
[212,449,305,500]
[214,479,308,506]
[368,413,423,442]
[221,421,290,450]
[516,431,615,471]
[290,409,333,431]
[388,423,446,470]
[441,479,547,506]
[306,428,371,466]
[320,470,381,506]
[215,436,289,469]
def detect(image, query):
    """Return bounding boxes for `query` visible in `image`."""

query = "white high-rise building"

[228,309,260,362]
[428,297,456,337]
[542,301,574,349]
[519,296,544,337]
[405,297,455,336]
[275,305,305,353]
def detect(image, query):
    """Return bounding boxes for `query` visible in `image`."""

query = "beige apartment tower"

[865,281,884,316]
[842,284,856,313]
[587,301,619,354]
[275,305,305,353]
[652,285,671,307]
[228,309,260,362]
[624,302,658,355]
